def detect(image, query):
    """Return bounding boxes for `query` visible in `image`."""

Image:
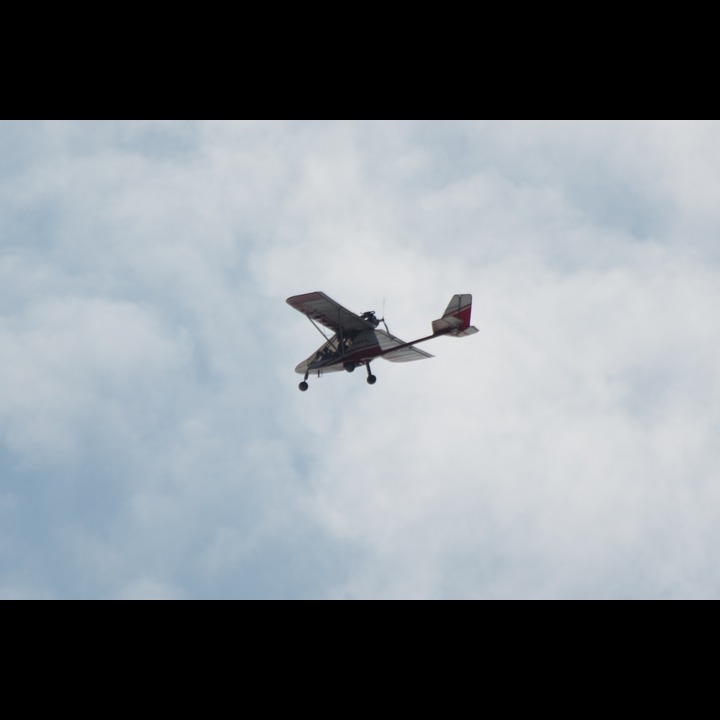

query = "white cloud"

[0,294,190,463]
[115,578,187,601]
[2,120,720,598]
[301,246,720,598]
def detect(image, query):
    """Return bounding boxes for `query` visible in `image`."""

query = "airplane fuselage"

[300,330,381,374]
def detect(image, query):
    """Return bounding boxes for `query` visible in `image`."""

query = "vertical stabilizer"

[431,294,478,336]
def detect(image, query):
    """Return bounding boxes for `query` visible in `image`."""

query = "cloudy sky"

[2,119,720,599]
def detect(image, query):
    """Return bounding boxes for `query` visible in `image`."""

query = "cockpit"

[312,334,355,364]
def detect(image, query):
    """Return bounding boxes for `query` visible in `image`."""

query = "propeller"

[361,299,390,333]
[379,297,390,334]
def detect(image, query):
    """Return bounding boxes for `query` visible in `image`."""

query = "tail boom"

[376,293,478,360]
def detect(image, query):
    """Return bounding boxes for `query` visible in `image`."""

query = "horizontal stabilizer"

[432,294,478,337]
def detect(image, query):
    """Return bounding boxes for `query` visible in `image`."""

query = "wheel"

[299,381,308,392]
[366,374,377,385]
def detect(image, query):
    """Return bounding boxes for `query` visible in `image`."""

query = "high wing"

[286,292,377,334]
[376,329,434,363]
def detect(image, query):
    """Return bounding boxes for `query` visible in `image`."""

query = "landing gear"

[297,366,377,390]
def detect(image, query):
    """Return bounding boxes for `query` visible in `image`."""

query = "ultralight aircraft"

[287,292,478,390]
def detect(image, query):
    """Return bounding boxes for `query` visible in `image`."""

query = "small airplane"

[287,291,478,390]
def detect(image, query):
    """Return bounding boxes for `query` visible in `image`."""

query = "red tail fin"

[432,294,478,337]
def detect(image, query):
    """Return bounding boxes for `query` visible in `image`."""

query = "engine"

[360,311,380,327]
